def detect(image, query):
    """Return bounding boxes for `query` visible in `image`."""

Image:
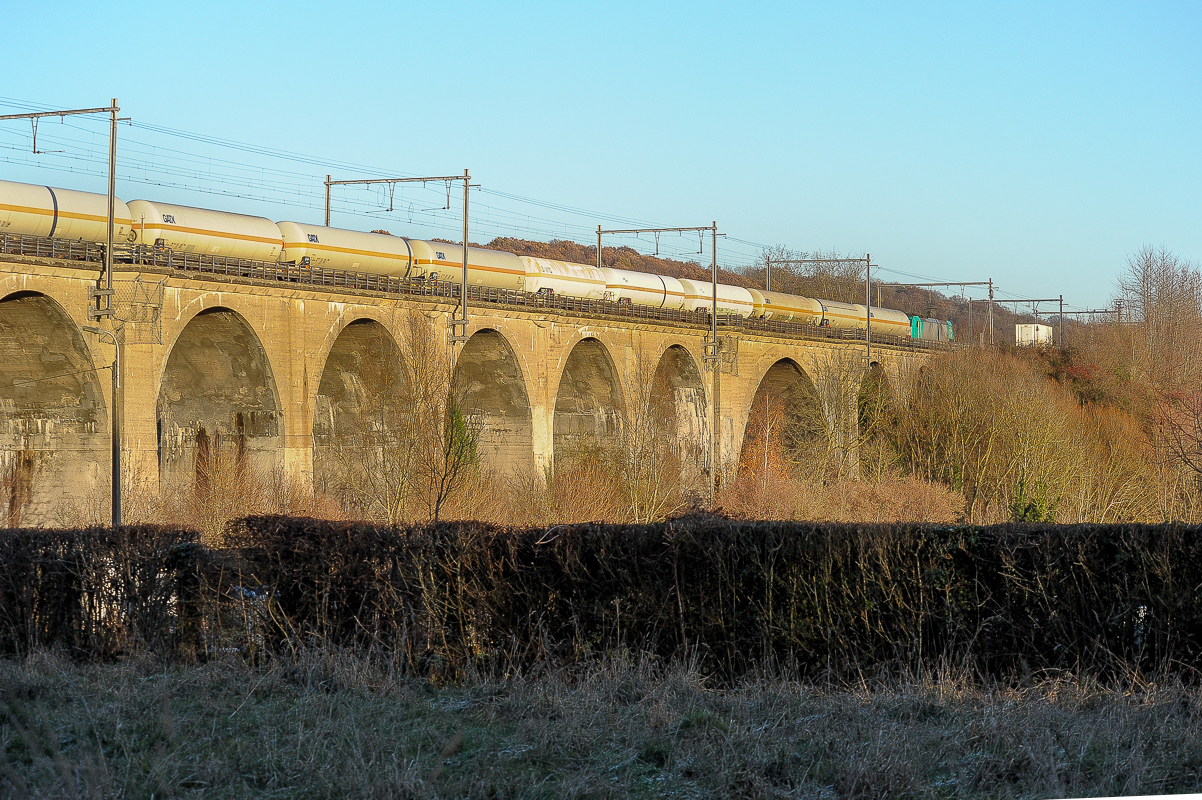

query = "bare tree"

[1116,245,1202,391]
[754,246,865,304]
[809,348,870,479]
[323,311,479,524]
[618,353,690,523]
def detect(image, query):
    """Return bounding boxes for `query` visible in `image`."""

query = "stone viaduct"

[0,252,932,525]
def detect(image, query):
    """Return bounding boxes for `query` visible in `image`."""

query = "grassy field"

[2,650,1200,799]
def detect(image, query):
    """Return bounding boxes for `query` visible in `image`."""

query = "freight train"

[0,178,955,343]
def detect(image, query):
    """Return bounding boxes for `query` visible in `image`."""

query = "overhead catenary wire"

[0,95,1078,297]
[0,98,769,264]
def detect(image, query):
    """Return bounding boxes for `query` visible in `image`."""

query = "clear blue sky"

[2,1,1198,310]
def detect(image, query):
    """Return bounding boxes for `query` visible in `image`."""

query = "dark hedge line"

[2,516,1200,681]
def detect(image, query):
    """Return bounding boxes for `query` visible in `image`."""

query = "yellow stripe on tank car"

[606,284,686,298]
[764,303,821,315]
[417,258,526,277]
[58,210,134,226]
[285,240,409,261]
[155,223,281,245]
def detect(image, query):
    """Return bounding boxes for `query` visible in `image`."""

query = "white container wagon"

[1016,323,1054,346]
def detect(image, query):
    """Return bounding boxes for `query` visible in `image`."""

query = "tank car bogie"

[128,200,282,262]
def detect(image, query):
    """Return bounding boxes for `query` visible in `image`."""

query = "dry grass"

[54,451,341,546]
[717,471,964,524]
[2,650,1199,798]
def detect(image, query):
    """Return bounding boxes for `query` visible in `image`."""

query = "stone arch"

[644,344,708,484]
[311,318,404,497]
[553,336,626,464]
[452,328,535,476]
[156,306,282,486]
[738,358,827,479]
[304,308,407,414]
[0,291,109,525]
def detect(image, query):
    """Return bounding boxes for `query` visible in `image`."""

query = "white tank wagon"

[817,299,869,331]
[601,267,685,310]
[521,257,607,299]
[749,289,823,324]
[869,306,913,338]
[405,239,525,291]
[278,221,415,276]
[0,179,133,242]
[678,279,755,318]
[128,200,282,262]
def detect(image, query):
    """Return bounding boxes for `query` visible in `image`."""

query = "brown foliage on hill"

[481,237,756,287]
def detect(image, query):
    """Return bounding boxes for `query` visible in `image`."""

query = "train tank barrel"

[521,257,607,299]
[677,279,755,318]
[405,239,525,291]
[870,306,912,338]
[600,267,685,309]
[127,200,283,262]
[278,221,414,276]
[751,289,823,323]
[819,299,868,330]
[0,178,133,242]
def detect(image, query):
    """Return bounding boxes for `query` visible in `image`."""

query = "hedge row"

[2,516,1200,680]
[0,526,199,659]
